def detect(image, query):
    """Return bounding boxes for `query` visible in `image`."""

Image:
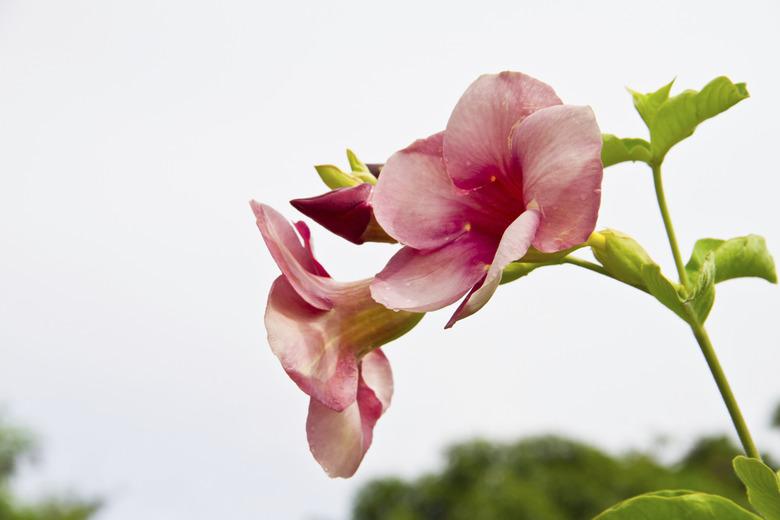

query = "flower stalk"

[650,162,761,460]
[651,162,691,290]
[683,303,761,459]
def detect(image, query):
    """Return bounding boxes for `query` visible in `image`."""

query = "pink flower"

[251,201,422,477]
[290,184,395,245]
[370,72,603,327]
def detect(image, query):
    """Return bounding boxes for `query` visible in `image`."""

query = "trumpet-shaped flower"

[251,201,422,477]
[370,72,603,327]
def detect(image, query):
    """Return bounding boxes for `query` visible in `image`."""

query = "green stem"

[651,163,691,289]
[651,161,760,459]
[683,305,761,459]
[562,257,610,277]
[561,257,648,294]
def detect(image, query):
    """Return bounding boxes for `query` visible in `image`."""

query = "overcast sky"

[1,1,779,519]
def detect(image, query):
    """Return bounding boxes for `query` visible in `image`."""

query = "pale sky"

[1,1,779,519]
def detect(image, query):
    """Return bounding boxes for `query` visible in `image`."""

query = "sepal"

[315,149,377,189]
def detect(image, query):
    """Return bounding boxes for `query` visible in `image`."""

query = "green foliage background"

[0,417,99,520]
[352,433,777,520]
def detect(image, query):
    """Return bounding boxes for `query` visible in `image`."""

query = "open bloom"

[370,72,603,327]
[251,201,422,477]
[290,183,394,245]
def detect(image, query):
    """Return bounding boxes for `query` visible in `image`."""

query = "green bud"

[313,149,377,190]
[590,230,654,288]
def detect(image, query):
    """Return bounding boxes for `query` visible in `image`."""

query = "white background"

[1,1,779,519]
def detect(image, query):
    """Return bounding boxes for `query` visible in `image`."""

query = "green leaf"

[733,456,780,520]
[686,235,777,284]
[595,489,761,519]
[641,263,688,321]
[500,262,542,285]
[652,77,749,160]
[685,252,716,323]
[601,134,652,167]
[314,164,362,190]
[630,77,749,162]
[629,79,676,128]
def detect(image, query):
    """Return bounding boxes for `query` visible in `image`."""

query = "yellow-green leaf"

[733,456,780,520]
[601,134,652,167]
[595,489,761,520]
[629,79,675,128]
[630,76,749,162]
[686,252,716,323]
[686,235,777,284]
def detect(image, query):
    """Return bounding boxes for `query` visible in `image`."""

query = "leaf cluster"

[352,435,751,520]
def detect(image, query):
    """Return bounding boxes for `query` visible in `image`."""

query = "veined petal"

[306,349,392,478]
[444,72,562,190]
[372,133,472,250]
[446,210,540,328]
[291,184,393,245]
[251,201,333,310]
[370,234,496,312]
[265,276,359,410]
[266,276,421,411]
[511,105,603,252]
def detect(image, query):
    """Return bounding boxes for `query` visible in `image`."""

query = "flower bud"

[589,229,654,288]
[291,184,395,245]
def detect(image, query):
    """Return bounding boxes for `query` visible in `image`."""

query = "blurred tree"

[0,416,100,520]
[352,434,752,520]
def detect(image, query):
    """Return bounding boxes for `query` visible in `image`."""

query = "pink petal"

[511,105,603,252]
[370,234,496,312]
[306,349,393,478]
[265,274,421,411]
[359,348,393,411]
[294,221,330,277]
[251,201,333,310]
[265,276,359,411]
[372,133,472,250]
[306,398,364,478]
[446,210,540,328]
[444,72,562,190]
[291,184,392,245]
